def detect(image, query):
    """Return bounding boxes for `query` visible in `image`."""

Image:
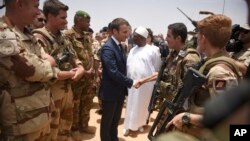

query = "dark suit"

[100,37,133,141]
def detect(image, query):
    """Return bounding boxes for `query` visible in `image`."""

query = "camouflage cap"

[75,10,90,18]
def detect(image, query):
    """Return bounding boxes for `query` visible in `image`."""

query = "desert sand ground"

[80,96,158,141]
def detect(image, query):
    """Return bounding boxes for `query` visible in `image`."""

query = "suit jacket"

[100,37,133,101]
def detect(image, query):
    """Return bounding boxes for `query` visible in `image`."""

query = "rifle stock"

[148,68,206,140]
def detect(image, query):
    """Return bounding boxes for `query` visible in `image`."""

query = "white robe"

[124,44,161,131]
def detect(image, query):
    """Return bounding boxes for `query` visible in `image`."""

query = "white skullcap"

[135,26,148,39]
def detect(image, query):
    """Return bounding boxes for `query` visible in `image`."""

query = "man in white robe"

[123,26,162,135]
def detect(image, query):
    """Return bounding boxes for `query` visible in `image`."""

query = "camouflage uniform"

[160,47,200,101]
[92,38,102,60]
[231,47,250,68]
[64,28,95,131]
[100,36,109,47]
[187,52,240,139]
[0,17,58,141]
[33,27,82,141]
[92,38,102,112]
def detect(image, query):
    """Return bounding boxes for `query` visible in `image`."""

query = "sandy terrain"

[79,96,158,141]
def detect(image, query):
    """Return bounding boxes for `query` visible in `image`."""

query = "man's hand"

[57,70,75,80]
[132,79,142,88]
[71,66,84,81]
[134,79,144,89]
[166,112,185,130]
[133,72,158,89]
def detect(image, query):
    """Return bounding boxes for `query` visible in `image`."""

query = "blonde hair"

[198,14,232,48]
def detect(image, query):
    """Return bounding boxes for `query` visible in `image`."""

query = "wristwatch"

[182,112,190,125]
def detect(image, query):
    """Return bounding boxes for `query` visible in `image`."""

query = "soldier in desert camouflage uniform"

[91,32,103,115]
[64,10,96,135]
[230,24,250,76]
[166,14,241,140]
[32,0,84,140]
[0,0,74,140]
[136,23,200,113]
[161,23,200,100]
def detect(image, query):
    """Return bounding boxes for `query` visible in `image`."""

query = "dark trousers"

[100,100,124,141]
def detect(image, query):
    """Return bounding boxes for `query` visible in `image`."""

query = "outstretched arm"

[134,72,158,88]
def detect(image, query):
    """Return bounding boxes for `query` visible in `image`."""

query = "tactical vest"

[190,56,242,114]
[33,28,76,71]
[160,48,200,101]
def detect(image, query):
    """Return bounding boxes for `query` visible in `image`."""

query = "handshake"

[132,79,144,89]
[132,72,158,89]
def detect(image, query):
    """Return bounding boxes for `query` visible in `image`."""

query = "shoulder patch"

[214,80,226,90]
[0,30,20,57]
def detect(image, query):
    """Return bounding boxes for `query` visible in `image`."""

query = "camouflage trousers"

[0,123,50,141]
[93,78,102,111]
[97,86,102,111]
[71,77,95,130]
[49,81,74,141]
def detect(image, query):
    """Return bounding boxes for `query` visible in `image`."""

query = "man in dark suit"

[99,17,137,141]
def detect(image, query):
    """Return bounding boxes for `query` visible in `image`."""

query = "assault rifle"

[148,67,206,140]
[177,7,197,28]
[177,8,215,29]
[146,46,169,124]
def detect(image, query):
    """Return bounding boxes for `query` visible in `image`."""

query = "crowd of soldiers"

[0,0,250,141]
[0,0,105,140]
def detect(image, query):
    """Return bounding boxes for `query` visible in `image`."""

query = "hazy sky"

[0,0,248,36]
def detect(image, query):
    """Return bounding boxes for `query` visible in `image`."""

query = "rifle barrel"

[177,7,197,27]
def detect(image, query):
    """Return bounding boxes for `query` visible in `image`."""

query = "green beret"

[75,10,90,18]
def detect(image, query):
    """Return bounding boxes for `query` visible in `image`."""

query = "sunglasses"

[38,18,47,23]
